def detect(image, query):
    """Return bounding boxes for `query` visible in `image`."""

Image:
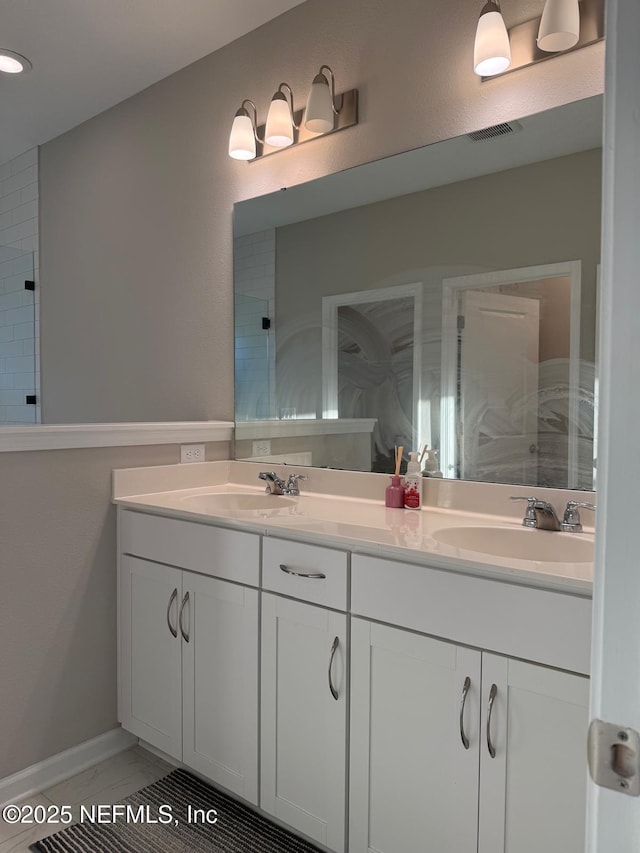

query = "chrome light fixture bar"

[475,0,604,80]
[228,65,358,162]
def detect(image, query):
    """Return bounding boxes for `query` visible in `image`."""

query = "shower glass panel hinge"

[457,315,465,331]
[588,719,640,796]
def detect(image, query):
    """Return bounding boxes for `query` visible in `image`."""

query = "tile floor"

[0,746,172,852]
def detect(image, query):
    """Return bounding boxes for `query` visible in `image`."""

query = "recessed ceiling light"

[0,50,32,74]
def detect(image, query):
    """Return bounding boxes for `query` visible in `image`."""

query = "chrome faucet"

[561,500,596,533]
[510,496,561,531]
[258,471,307,496]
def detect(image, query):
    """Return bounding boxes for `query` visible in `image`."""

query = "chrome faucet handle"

[510,496,538,528]
[561,500,597,533]
[285,473,307,495]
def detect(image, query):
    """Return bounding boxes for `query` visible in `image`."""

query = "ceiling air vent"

[468,120,523,142]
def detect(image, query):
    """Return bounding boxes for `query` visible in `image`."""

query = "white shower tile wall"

[234,229,276,420]
[0,148,39,424]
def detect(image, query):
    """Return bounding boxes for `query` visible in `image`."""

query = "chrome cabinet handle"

[487,683,498,758]
[280,563,327,580]
[166,588,178,638]
[460,676,471,750]
[328,636,340,700]
[179,592,190,643]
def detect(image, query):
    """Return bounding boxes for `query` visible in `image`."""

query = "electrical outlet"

[252,440,271,457]
[180,443,205,463]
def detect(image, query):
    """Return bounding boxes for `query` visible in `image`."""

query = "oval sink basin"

[180,493,296,513]
[433,525,593,563]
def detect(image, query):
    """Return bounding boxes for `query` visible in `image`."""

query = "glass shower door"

[0,244,36,424]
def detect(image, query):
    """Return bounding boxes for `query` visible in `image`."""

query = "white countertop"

[114,481,594,596]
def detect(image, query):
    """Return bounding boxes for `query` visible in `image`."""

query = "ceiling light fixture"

[473,0,511,77]
[0,49,32,74]
[228,65,358,163]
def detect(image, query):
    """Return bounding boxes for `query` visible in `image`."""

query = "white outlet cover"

[252,440,271,457]
[180,443,205,463]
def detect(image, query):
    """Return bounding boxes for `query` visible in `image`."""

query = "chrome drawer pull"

[166,588,178,638]
[280,563,326,580]
[328,636,340,700]
[179,592,190,643]
[460,676,471,750]
[487,683,498,758]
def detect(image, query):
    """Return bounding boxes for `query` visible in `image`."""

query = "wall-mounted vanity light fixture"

[537,0,580,51]
[228,65,358,162]
[473,0,512,76]
[474,0,604,79]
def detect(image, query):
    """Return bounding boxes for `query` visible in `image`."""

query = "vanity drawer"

[352,554,592,674]
[119,509,260,587]
[262,537,348,611]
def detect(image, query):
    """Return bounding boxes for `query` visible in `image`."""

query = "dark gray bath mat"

[31,768,323,852]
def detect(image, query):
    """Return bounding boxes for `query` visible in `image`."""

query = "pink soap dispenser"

[385,445,405,508]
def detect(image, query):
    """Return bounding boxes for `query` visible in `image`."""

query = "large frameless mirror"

[234,95,602,489]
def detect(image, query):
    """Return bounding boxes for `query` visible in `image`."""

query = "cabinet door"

[479,655,589,853]
[119,556,182,759]
[182,573,259,804]
[349,619,481,853]
[261,594,347,853]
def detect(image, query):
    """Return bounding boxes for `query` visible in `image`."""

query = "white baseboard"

[0,727,137,807]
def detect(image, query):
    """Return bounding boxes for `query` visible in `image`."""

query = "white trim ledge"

[235,418,377,440]
[0,421,234,452]
[0,728,137,807]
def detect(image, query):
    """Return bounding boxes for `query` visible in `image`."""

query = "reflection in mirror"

[0,244,36,424]
[234,96,602,490]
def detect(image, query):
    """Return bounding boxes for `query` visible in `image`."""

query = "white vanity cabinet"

[478,654,589,853]
[349,619,481,853]
[119,555,183,760]
[260,538,349,853]
[349,554,591,853]
[118,509,260,804]
[116,501,592,853]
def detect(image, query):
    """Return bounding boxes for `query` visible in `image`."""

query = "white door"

[460,290,540,483]
[479,655,589,853]
[119,556,183,760]
[587,0,640,848]
[349,619,481,853]
[261,593,347,853]
[182,573,259,804]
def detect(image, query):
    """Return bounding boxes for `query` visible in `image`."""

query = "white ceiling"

[0,0,307,164]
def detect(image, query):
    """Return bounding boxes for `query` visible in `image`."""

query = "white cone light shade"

[229,113,256,160]
[265,95,294,147]
[537,0,580,52]
[305,78,334,133]
[474,6,511,76]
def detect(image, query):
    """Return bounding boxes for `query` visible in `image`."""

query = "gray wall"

[0,441,230,778]
[39,0,603,424]
[1,0,603,779]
